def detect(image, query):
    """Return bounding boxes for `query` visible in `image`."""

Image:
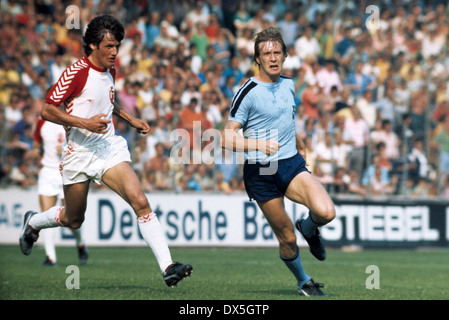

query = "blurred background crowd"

[1,0,449,198]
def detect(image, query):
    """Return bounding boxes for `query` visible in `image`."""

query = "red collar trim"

[84,55,108,73]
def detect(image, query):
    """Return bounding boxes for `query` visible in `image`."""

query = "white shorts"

[38,166,64,198]
[60,135,131,185]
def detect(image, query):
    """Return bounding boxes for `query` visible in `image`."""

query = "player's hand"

[260,139,280,155]
[86,113,110,134]
[130,118,151,135]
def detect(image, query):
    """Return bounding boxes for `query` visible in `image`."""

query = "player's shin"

[29,206,65,231]
[281,246,311,287]
[137,212,173,272]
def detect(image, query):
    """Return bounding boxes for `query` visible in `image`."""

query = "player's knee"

[313,203,336,225]
[66,217,84,229]
[279,233,297,250]
[322,205,336,223]
[130,192,150,213]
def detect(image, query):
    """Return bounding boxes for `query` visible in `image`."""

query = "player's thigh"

[62,180,90,225]
[284,171,335,223]
[101,161,150,215]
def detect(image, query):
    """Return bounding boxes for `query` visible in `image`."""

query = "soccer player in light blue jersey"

[222,26,335,296]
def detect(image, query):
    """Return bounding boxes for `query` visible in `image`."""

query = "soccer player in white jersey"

[222,27,335,296]
[20,15,192,287]
[33,118,88,266]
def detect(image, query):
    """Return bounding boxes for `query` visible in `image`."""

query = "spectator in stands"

[407,138,429,182]
[133,135,151,175]
[355,90,377,129]
[284,45,302,72]
[222,56,244,89]
[118,80,139,116]
[9,156,36,189]
[294,105,307,137]
[367,165,394,196]
[334,26,354,64]
[185,164,203,191]
[180,97,203,150]
[183,1,209,33]
[205,13,220,42]
[301,76,324,121]
[362,55,380,93]
[142,169,156,192]
[148,142,168,173]
[214,171,231,194]
[211,28,235,70]
[4,93,23,130]
[12,106,35,141]
[246,8,265,34]
[375,141,393,173]
[314,112,333,144]
[440,174,449,198]
[344,106,370,178]
[333,167,349,194]
[393,78,411,127]
[346,169,366,197]
[152,117,173,156]
[315,58,342,95]
[277,11,298,48]
[332,130,351,169]
[433,115,449,178]
[374,86,397,129]
[315,132,333,178]
[433,99,449,124]
[154,21,177,51]
[295,24,321,61]
[190,22,209,62]
[344,61,375,98]
[194,163,214,191]
[145,11,160,49]
[421,25,444,60]
[376,119,401,163]
[342,40,370,74]
[161,12,180,41]
[1,0,448,198]
[155,159,174,191]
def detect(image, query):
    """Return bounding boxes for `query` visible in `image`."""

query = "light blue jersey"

[228,76,298,163]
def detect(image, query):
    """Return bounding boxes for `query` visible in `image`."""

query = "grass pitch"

[1,245,447,301]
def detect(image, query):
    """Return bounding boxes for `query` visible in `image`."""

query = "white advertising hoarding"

[1,189,447,247]
[0,189,309,247]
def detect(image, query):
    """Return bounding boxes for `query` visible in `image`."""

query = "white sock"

[137,212,173,273]
[42,228,57,263]
[71,227,84,247]
[29,206,64,231]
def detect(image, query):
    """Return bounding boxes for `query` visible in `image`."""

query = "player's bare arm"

[41,103,110,134]
[296,134,307,162]
[222,120,280,155]
[112,101,151,134]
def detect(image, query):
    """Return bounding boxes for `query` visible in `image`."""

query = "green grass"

[1,245,448,300]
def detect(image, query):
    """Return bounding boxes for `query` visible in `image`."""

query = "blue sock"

[281,248,311,287]
[300,213,321,238]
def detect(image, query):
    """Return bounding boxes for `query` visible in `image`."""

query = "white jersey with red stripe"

[45,55,117,150]
[34,118,66,169]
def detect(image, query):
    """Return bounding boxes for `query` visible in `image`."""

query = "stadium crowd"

[1,0,449,198]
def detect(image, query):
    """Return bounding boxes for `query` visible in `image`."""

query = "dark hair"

[253,26,287,65]
[83,15,125,56]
